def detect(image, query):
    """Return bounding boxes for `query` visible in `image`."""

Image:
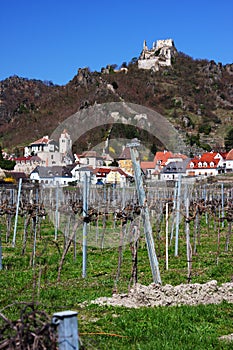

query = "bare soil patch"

[89,280,233,308]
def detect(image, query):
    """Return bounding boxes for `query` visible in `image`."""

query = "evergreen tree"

[225,128,233,151]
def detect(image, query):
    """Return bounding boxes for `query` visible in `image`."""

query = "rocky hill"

[0,51,233,156]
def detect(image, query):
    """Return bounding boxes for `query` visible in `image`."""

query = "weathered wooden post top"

[52,310,79,350]
[126,138,141,149]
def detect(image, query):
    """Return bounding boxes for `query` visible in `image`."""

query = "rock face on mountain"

[0,50,233,154]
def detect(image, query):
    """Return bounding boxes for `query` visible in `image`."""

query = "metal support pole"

[55,183,59,240]
[12,178,22,247]
[128,139,161,284]
[170,180,178,242]
[82,173,89,278]
[221,183,224,228]
[0,229,2,270]
[32,185,39,267]
[52,310,79,350]
[165,202,169,270]
[175,175,181,256]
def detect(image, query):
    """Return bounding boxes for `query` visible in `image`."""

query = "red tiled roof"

[187,157,220,169]
[140,151,187,170]
[197,151,226,162]
[92,167,131,178]
[15,156,32,162]
[30,136,50,145]
[200,152,218,162]
[109,168,131,177]
[140,160,156,169]
[154,151,173,166]
[93,167,111,175]
[226,149,233,160]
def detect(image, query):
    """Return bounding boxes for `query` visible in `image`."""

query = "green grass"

[0,211,232,349]
[78,303,233,349]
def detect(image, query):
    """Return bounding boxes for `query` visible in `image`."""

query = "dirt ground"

[90,280,233,308]
[88,280,233,342]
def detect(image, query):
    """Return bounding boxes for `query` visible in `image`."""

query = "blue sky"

[1,0,233,85]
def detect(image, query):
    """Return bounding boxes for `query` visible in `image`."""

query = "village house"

[225,149,233,172]
[30,165,73,186]
[74,151,104,168]
[140,158,157,179]
[117,146,134,175]
[24,135,51,156]
[186,152,227,177]
[14,155,45,175]
[160,158,190,180]
[91,167,131,187]
[105,167,132,187]
[25,130,73,167]
[71,164,131,187]
[74,150,114,168]
[71,165,94,183]
[140,150,187,179]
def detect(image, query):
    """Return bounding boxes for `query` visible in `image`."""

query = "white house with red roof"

[24,130,73,167]
[141,150,187,179]
[24,136,51,156]
[225,149,233,172]
[186,152,227,177]
[92,166,132,187]
[141,150,173,179]
[71,164,132,187]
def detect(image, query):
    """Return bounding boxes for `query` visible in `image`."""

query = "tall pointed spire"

[143,40,148,50]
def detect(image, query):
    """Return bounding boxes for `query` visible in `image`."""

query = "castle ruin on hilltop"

[138,38,177,71]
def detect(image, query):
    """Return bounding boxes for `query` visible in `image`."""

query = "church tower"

[59,129,72,156]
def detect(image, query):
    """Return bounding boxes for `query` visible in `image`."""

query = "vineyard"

[0,178,232,349]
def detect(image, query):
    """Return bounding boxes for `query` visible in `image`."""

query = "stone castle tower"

[138,38,177,71]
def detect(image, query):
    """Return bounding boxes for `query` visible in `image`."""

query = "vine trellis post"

[128,139,161,285]
[165,202,169,270]
[82,173,89,278]
[221,183,224,228]
[12,178,22,247]
[54,183,59,240]
[170,180,177,244]
[0,228,2,270]
[185,191,192,282]
[175,175,181,256]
